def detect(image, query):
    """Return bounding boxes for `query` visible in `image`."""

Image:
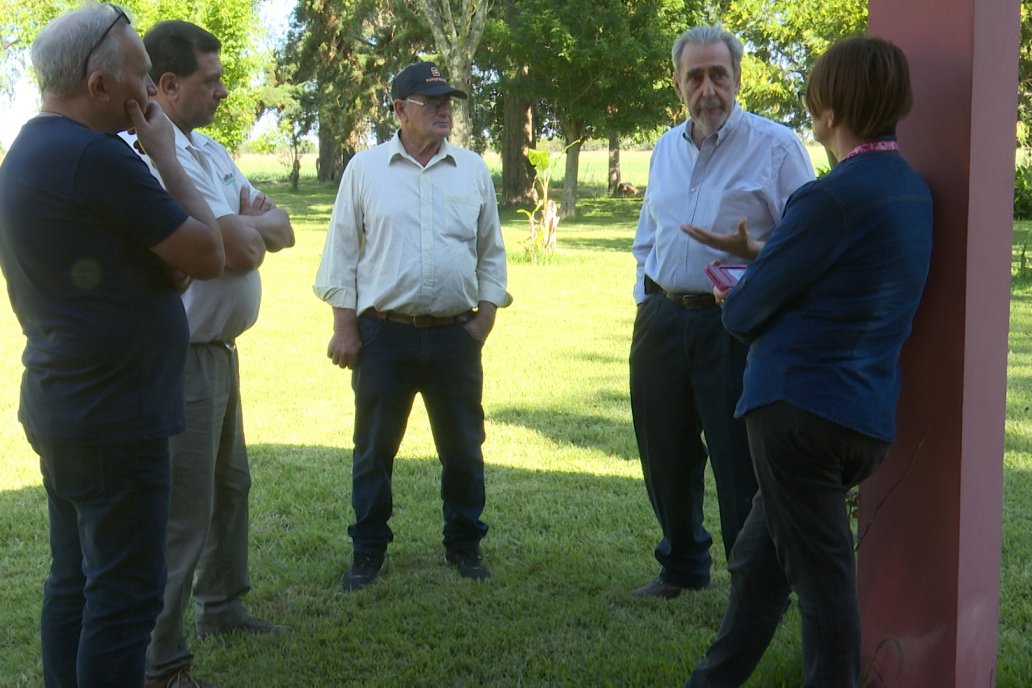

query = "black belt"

[644,276,717,310]
[363,308,474,328]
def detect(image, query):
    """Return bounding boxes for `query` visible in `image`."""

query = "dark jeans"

[688,402,889,688]
[629,294,756,587]
[33,436,171,688]
[349,315,488,555]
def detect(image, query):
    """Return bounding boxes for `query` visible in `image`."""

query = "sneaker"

[446,548,491,580]
[341,552,386,592]
[144,666,215,688]
[195,615,291,639]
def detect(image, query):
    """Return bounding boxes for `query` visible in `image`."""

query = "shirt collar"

[387,130,457,167]
[172,123,196,152]
[683,102,743,148]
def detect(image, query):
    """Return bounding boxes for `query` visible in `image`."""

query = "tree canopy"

[282,0,429,179]
[2,0,270,151]
[494,0,697,216]
[1020,0,1032,150]
[720,0,868,130]
[275,0,877,212]
[9,0,1029,208]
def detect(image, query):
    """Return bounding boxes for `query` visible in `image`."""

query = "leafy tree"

[1019,0,1032,150]
[132,0,272,151]
[477,0,535,206]
[1,0,67,96]
[503,0,697,218]
[411,0,490,148]
[717,0,868,129]
[593,0,691,195]
[283,0,427,181]
[1,0,270,152]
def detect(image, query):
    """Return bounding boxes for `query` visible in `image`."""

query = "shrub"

[1015,161,1032,220]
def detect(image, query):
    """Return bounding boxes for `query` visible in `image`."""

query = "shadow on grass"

[6,437,1032,685]
[0,441,738,687]
[490,403,637,461]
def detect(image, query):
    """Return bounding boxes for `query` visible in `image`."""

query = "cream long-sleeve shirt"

[314,132,512,317]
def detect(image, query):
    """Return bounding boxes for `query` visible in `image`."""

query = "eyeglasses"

[405,97,452,113]
[81,4,129,81]
[798,89,811,112]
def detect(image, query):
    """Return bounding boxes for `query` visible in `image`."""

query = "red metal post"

[858,1,1020,685]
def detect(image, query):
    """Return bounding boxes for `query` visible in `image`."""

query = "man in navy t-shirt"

[0,5,224,686]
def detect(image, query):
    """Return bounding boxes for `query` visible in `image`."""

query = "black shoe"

[342,552,385,592]
[632,576,709,599]
[195,615,291,639]
[446,549,491,580]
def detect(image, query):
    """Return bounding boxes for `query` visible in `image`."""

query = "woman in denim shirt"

[688,37,934,687]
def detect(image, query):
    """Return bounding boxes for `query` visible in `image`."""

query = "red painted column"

[858,1,1019,685]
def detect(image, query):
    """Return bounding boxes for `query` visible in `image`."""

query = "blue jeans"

[349,316,488,554]
[33,436,171,688]
[688,402,889,688]
[629,294,757,587]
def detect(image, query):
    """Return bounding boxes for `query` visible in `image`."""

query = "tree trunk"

[317,125,342,182]
[560,130,582,219]
[608,130,621,195]
[414,0,490,150]
[501,90,535,207]
[444,56,472,148]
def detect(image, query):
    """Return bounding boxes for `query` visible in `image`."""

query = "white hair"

[32,3,129,97]
[672,25,744,80]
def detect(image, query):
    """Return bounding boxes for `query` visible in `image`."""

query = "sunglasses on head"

[81,3,129,81]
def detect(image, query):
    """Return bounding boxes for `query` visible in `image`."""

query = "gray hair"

[32,3,130,97]
[672,26,744,81]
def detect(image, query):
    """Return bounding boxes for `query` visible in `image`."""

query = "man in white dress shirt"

[629,25,814,599]
[314,60,511,592]
[131,20,295,688]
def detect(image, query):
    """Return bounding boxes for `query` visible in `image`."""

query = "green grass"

[0,154,1028,686]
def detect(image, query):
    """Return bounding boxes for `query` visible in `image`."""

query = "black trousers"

[689,402,890,687]
[629,294,757,587]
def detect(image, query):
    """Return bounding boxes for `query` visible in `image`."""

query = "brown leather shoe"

[144,666,215,688]
[632,576,709,599]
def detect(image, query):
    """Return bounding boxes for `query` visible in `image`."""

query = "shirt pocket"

[716,187,771,234]
[444,193,481,241]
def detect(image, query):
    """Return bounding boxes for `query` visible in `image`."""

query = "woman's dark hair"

[804,36,913,139]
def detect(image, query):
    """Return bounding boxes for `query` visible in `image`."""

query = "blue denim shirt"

[722,147,933,441]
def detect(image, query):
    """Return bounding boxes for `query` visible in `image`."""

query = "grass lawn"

[0,152,1029,686]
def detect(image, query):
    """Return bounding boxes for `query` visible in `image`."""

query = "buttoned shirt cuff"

[479,285,513,309]
[312,285,357,310]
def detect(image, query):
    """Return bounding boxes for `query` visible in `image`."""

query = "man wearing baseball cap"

[390,60,469,100]
[314,60,511,591]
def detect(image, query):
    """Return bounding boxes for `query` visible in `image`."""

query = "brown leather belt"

[644,276,717,310]
[363,308,474,328]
